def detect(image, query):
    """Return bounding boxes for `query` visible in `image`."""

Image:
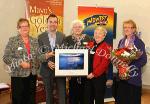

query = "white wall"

[0,0,150,85]
[0,0,26,83]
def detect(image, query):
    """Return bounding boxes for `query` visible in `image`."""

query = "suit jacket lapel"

[29,37,37,55]
[55,31,59,46]
[45,33,52,51]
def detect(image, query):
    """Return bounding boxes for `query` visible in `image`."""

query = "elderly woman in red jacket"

[84,26,112,104]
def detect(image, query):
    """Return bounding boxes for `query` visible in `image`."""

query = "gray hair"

[95,26,107,36]
[70,20,85,30]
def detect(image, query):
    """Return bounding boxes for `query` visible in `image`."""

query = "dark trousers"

[69,77,85,104]
[42,76,66,104]
[116,81,141,104]
[112,75,119,103]
[11,74,37,104]
[84,74,106,104]
[42,76,54,104]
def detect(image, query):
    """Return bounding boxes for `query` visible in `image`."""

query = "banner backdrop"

[78,6,114,44]
[25,0,64,37]
[78,6,115,102]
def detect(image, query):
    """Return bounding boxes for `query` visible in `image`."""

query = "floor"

[0,89,150,104]
[105,88,150,104]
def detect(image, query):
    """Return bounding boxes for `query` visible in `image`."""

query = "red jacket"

[89,41,112,77]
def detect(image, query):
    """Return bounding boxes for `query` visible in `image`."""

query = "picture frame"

[55,49,89,76]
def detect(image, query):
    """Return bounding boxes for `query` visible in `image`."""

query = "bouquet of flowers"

[112,47,142,80]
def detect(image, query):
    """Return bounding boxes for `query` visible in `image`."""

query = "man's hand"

[20,61,31,69]
[45,51,55,59]
[48,61,55,70]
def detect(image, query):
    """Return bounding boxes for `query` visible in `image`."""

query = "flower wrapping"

[112,47,142,80]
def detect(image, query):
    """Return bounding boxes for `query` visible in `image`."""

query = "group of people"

[3,13,147,104]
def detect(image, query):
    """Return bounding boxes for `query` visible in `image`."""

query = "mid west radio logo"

[83,15,108,27]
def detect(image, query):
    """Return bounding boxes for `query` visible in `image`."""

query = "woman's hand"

[106,80,113,88]
[87,73,94,79]
[20,61,31,69]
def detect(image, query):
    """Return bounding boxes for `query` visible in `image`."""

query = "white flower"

[121,51,130,57]
[17,47,23,50]
[83,42,88,45]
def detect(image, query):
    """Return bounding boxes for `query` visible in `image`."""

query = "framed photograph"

[55,49,88,76]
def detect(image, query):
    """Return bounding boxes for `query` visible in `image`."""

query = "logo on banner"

[83,15,108,26]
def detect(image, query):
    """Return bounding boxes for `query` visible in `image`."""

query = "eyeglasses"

[73,26,83,29]
[19,26,29,28]
[48,21,58,24]
[123,26,134,29]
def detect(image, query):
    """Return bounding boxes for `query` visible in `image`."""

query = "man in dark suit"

[38,13,66,104]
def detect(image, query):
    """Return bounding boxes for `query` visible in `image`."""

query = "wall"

[0,0,25,83]
[0,0,150,85]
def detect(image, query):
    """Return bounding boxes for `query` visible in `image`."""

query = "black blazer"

[38,31,65,77]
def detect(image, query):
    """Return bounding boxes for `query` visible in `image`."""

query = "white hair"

[95,26,107,36]
[70,20,85,30]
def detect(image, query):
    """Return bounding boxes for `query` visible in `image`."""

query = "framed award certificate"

[55,49,88,76]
